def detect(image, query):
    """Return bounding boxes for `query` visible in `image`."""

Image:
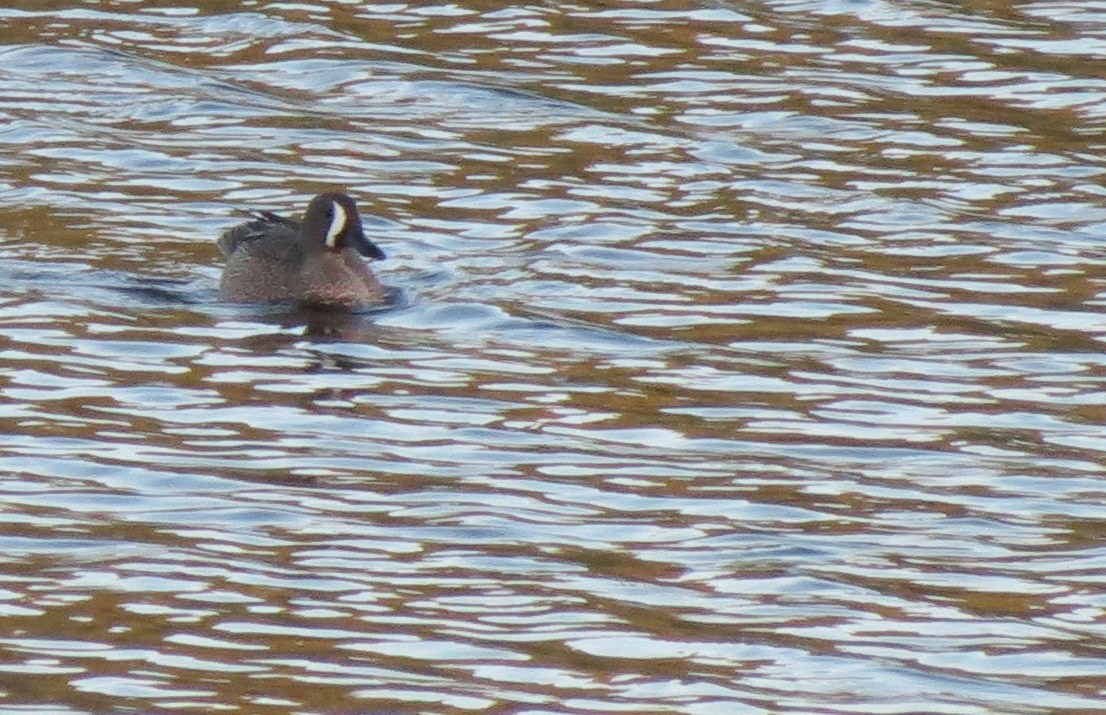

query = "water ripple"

[0,1,1104,713]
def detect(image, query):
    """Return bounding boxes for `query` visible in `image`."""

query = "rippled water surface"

[1,1,1105,713]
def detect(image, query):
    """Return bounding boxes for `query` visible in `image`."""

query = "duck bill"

[352,229,386,261]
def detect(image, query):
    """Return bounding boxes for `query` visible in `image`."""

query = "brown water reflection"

[0,1,1105,713]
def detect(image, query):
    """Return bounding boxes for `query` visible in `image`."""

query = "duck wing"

[217,211,301,258]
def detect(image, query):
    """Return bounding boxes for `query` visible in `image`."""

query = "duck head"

[303,192,386,261]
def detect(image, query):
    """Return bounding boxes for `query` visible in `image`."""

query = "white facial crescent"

[324,201,348,248]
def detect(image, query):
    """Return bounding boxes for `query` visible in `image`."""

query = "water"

[0,1,1104,713]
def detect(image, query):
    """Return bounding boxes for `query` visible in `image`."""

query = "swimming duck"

[218,192,386,308]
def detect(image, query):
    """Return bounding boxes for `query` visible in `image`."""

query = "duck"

[217,192,387,308]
